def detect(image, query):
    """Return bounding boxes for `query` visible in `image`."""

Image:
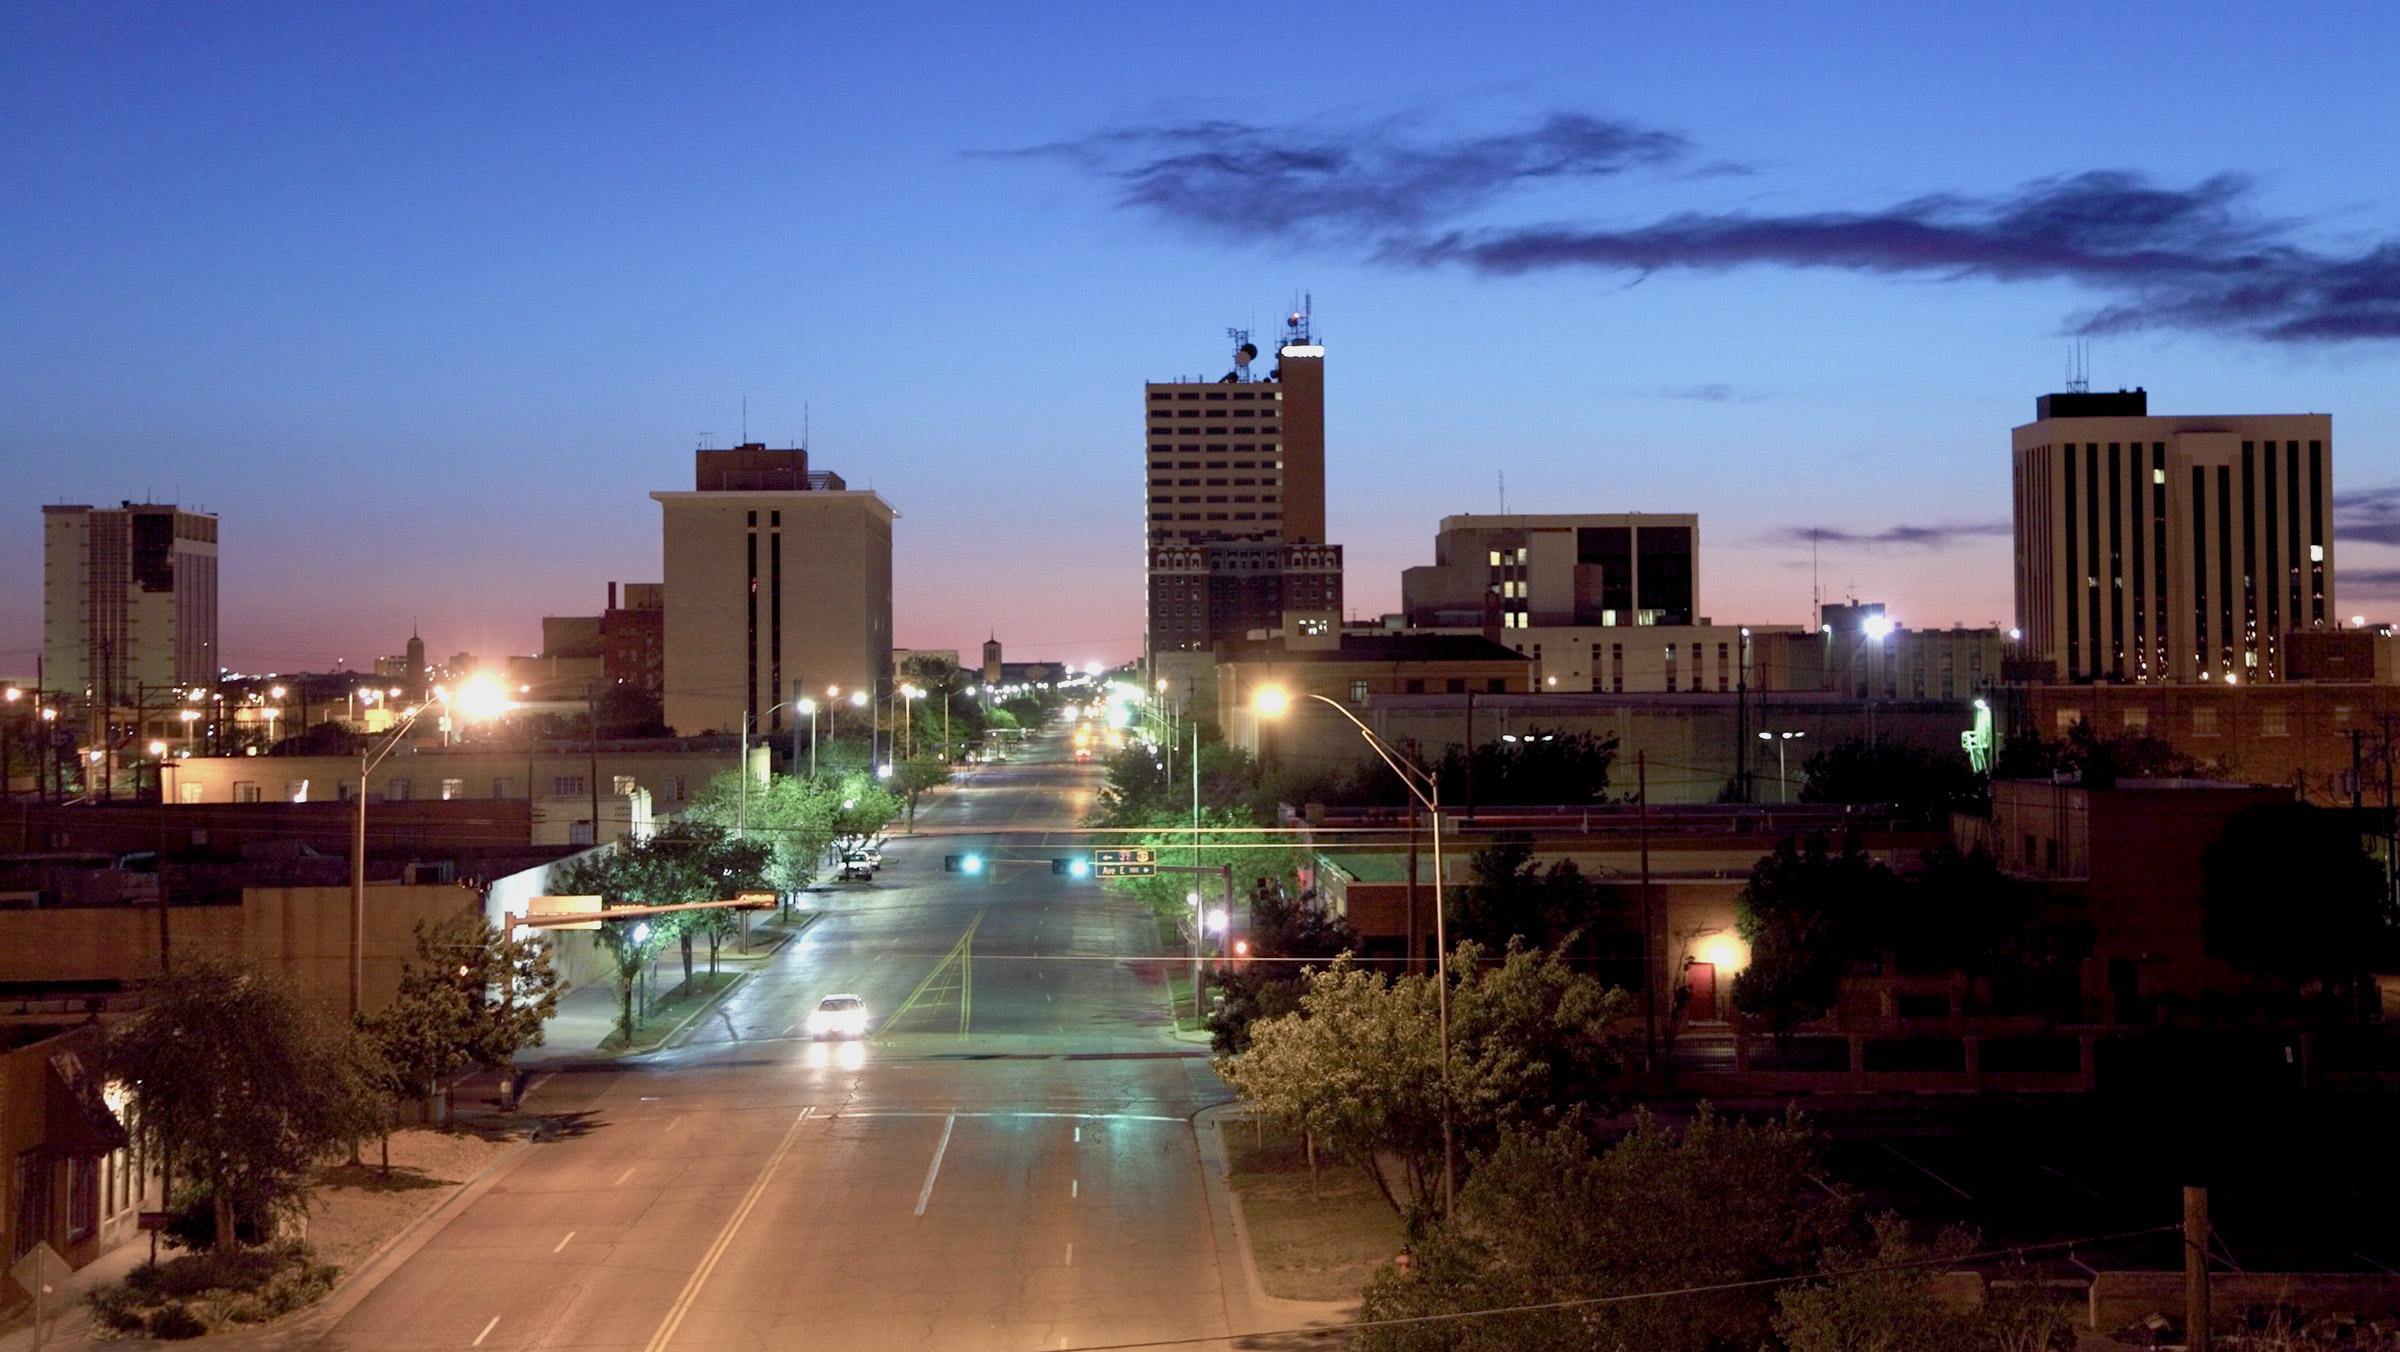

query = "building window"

[1405,679,1425,694]
[2261,707,2288,737]
[554,776,584,796]
[1446,679,1466,694]
[494,778,512,798]
[2193,707,2220,736]
[613,774,638,796]
[441,778,465,800]
[178,783,203,804]
[2121,708,2148,732]
[672,776,687,802]
[387,778,410,802]
[67,1155,98,1241]
[1348,680,1369,702]
[2053,708,2081,735]
[233,781,260,803]
[1487,677,1507,693]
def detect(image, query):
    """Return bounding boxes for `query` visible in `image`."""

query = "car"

[807,994,868,1038]
[838,856,874,881]
[1073,747,1091,762]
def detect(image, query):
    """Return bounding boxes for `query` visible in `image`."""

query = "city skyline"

[7,4,2400,676]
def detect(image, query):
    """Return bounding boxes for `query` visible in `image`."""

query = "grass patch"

[602,970,743,1051]
[1222,1120,1404,1303]
[1165,973,1211,1034]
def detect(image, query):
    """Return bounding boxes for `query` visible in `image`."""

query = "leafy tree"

[367,915,561,1117]
[1354,1109,1847,1352]
[1900,844,2088,1017]
[1800,738,1986,826]
[1774,1214,1975,1352]
[265,721,365,758]
[553,823,768,1038]
[1209,880,1359,1054]
[1455,835,1601,952]
[105,957,392,1251]
[1733,833,1901,1049]
[686,771,836,892]
[1216,943,1630,1222]
[891,753,952,831]
[1099,807,1300,926]
[2203,801,2391,1007]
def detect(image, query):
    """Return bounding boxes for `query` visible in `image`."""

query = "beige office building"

[43,502,219,707]
[653,444,894,737]
[2013,389,2334,685]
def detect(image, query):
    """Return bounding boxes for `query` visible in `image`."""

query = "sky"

[7,1,2400,677]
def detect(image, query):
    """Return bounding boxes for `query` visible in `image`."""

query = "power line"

[1029,1223,2182,1352]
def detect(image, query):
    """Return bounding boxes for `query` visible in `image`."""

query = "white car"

[807,994,868,1039]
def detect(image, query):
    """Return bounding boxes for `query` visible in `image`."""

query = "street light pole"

[352,704,427,1021]
[1256,687,1454,1216]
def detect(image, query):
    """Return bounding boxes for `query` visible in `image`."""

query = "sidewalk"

[515,909,817,1067]
[0,1230,158,1352]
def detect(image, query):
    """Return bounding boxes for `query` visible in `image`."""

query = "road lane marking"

[1073,1127,1080,1142]
[1070,1179,1077,1198]
[842,1110,1183,1123]
[914,1112,958,1217]
[614,1167,636,1186]
[474,1316,500,1346]
[1882,1144,1973,1200]
[640,1105,815,1352]
[1064,1243,1073,1266]
[553,1231,574,1253]
[667,1117,682,1131]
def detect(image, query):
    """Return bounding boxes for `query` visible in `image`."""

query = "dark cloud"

[1423,172,2400,342]
[1769,522,2011,550]
[2336,568,2400,598]
[1647,382,1766,402]
[998,113,1686,243]
[1028,110,2400,342]
[2336,486,2400,545]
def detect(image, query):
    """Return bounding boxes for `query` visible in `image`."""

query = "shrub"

[148,1303,208,1340]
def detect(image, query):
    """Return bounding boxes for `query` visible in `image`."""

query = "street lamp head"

[1253,686,1291,718]
[1759,732,1773,741]
[849,691,868,708]
[631,922,651,944]
[797,698,816,714]
[455,679,509,720]
[1862,613,1895,641]
[148,740,167,756]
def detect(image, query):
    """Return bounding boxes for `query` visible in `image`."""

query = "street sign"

[734,889,777,909]
[1095,862,1157,878]
[1094,848,1156,864]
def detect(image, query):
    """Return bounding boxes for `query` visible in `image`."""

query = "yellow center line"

[639,1105,816,1352]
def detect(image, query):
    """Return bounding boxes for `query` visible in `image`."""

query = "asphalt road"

[326,728,1243,1352]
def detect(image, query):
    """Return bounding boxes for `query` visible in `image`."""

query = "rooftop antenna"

[1498,471,1506,515]
[742,395,748,443]
[803,401,810,451]
[2065,340,2090,394]
[697,431,712,450]
[1284,292,1314,347]
[1812,528,1821,629]
[1227,326,1256,380]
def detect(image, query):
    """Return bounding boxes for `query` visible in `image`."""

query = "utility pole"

[2184,1186,2212,1352]
[1736,629,1750,802]
[586,682,601,847]
[1639,750,1656,1073]
[1462,687,1476,823]
[2354,729,2365,811]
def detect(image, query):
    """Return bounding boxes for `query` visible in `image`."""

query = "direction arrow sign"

[1095,862,1158,877]
[1094,848,1157,865]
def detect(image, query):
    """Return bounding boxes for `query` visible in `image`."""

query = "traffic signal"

[1051,856,1092,877]
[944,854,986,874]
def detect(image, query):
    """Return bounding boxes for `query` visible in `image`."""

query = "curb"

[1191,1103,1361,1335]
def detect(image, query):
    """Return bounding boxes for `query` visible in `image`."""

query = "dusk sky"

[8,3,2400,677]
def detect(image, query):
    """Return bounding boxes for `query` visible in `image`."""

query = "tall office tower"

[1144,305,1342,656]
[43,502,219,706]
[2013,389,2333,685]
[653,444,894,736]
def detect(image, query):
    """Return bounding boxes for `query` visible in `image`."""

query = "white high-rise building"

[43,502,219,706]
[2013,389,2334,685]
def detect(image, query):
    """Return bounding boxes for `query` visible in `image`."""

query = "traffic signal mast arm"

[503,895,774,931]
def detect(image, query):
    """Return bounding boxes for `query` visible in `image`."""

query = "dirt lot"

[304,1130,514,1274]
[1222,1121,1403,1303]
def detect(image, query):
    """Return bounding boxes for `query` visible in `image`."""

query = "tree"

[1774,1215,1975,1352]
[1353,1109,1847,1352]
[1899,844,2088,1018]
[553,823,768,1039]
[1216,943,1630,1222]
[1733,833,1900,1049]
[1799,738,1986,826]
[1210,879,1359,1054]
[686,771,836,892]
[104,957,392,1251]
[2203,801,2391,1008]
[892,753,952,831]
[367,915,561,1118]
[1455,835,1602,952]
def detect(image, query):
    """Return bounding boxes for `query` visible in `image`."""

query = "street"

[326,729,1244,1352]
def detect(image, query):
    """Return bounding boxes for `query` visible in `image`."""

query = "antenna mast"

[2065,340,2091,394]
